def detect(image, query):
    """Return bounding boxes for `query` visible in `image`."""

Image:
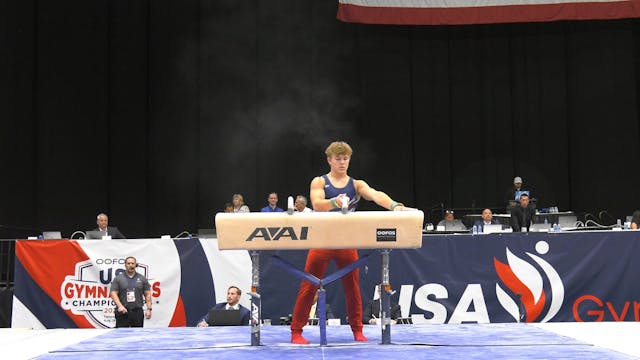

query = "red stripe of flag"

[16,240,95,328]
[337,1,640,25]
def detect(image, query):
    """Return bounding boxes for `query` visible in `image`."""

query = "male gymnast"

[290,141,406,344]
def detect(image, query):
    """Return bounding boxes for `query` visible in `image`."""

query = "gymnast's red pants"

[290,249,363,333]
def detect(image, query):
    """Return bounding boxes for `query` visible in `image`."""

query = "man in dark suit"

[510,193,534,232]
[196,286,251,326]
[87,213,126,239]
[363,284,402,325]
[472,208,500,233]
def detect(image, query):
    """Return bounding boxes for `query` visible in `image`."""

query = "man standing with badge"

[110,256,152,327]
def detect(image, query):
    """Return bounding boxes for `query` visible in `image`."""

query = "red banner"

[337,0,640,25]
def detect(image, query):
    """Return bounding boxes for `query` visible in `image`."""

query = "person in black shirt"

[363,284,402,325]
[110,256,152,327]
[631,210,640,229]
[510,193,534,232]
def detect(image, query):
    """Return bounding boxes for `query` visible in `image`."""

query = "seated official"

[631,210,640,229]
[260,192,284,212]
[436,210,467,231]
[308,290,335,323]
[510,193,534,232]
[294,195,313,213]
[87,213,126,239]
[363,284,402,325]
[196,286,250,326]
[232,194,250,213]
[471,208,500,233]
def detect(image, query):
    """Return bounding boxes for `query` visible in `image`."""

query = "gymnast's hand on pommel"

[335,193,348,208]
[389,200,405,211]
[390,200,420,212]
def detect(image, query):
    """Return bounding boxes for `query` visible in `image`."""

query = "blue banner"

[259,231,640,324]
[13,231,640,328]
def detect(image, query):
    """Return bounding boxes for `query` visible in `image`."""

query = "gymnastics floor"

[2,322,639,359]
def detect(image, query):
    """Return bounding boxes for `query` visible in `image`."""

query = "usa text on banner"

[337,0,640,25]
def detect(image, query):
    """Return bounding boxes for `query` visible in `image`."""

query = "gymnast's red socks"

[291,330,367,343]
[353,331,368,342]
[291,331,310,344]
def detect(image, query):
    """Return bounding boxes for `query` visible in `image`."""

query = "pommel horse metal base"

[215,210,424,345]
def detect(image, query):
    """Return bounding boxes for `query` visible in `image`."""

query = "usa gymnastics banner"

[350,230,640,323]
[337,0,640,25]
[12,231,640,328]
[12,238,251,328]
[255,230,640,324]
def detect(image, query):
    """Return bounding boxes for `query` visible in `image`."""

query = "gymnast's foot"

[291,331,310,344]
[353,331,368,342]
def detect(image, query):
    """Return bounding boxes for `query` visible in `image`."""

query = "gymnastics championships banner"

[12,238,251,329]
[12,231,640,328]
[337,0,640,25]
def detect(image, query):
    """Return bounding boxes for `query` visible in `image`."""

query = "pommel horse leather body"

[215,210,424,250]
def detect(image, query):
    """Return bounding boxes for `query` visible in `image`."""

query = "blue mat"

[37,324,637,360]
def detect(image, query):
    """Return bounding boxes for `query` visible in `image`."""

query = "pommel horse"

[215,210,424,345]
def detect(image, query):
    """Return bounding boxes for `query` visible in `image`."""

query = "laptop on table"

[198,229,217,238]
[42,231,62,239]
[482,224,502,234]
[558,215,578,230]
[207,309,243,326]
[85,230,107,239]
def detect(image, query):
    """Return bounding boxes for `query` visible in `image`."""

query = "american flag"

[337,0,640,25]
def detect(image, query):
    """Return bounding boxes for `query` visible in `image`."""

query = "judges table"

[215,210,424,345]
[463,211,576,227]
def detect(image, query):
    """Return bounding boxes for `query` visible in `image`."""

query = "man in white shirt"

[87,213,126,239]
[294,195,313,213]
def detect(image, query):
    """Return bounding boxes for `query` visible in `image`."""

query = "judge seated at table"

[363,284,402,325]
[631,210,640,229]
[87,213,126,239]
[196,286,250,327]
[471,208,500,233]
[436,210,467,231]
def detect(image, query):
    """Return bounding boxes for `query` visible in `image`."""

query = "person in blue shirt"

[260,192,284,212]
[472,208,499,233]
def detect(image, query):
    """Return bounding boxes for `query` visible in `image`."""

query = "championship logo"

[494,241,564,322]
[59,259,151,328]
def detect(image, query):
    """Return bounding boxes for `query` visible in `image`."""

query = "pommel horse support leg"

[248,251,261,346]
[271,254,370,345]
[215,210,424,345]
[380,249,392,344]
